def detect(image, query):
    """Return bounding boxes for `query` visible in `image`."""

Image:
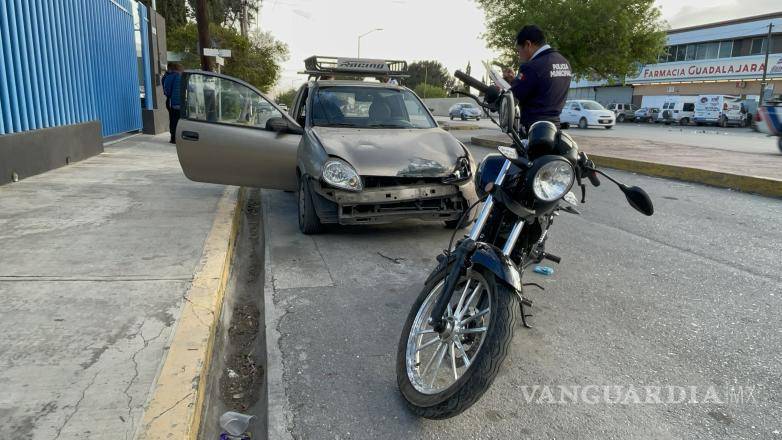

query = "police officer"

[502,25,572,132]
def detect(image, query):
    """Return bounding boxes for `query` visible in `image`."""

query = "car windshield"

[579,101,605,110]
[311,86,436,129]
[461,103,478,109]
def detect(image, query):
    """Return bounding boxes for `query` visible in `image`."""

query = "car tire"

[450,115,454,120]
[578,118,588,129]
[476,117,480,121]
[560,123,570,129]
[605,125,612,130]
[680,117,690,126]
[617,114,625,123]
[461,115,467,121]
[297,176,324,235]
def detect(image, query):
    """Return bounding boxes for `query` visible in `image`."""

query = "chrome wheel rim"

[406,272,491,395]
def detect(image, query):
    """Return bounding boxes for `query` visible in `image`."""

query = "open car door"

[175,71,301,190]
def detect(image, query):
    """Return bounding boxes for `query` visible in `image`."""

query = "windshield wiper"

[318,122,357,128]
[367,123,409,128]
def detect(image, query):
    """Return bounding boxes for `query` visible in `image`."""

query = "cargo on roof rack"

[301,55,409,79]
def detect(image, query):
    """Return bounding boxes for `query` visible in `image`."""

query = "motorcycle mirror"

[621,185,654,216]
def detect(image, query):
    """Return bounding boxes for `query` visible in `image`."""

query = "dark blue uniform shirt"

[509,48,572,129]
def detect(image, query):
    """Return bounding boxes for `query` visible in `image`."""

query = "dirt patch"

[219,294,264,412]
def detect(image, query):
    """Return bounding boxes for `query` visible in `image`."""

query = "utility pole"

[195,0,214,71]
[357,28,383,58]
[759,22,774,106]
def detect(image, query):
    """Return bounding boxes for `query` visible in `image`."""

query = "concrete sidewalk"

[0,134,225,439]
[471,133,782,197]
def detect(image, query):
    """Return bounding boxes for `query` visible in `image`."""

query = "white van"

[694,95,747,127]
[657,99,680,123]
[660,96,697,125]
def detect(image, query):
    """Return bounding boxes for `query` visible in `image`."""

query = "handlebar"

[586,170,601,187]
[454,70,500,104]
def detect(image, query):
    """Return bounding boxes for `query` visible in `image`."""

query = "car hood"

[584,109,613,117]
[311,127,466,177]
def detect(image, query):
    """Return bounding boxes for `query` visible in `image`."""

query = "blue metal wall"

[0,0,143,137]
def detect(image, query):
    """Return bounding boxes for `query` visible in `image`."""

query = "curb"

[470,135,782,198]
[261,190,295,440]
[137,186,245,440]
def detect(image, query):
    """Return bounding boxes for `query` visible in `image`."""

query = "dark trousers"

[168,107,180,143]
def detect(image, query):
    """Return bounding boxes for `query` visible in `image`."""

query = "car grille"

[361,176,446,188]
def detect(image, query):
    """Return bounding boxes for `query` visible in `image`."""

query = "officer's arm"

[509,68,536,102]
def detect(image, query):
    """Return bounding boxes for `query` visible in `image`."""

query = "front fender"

[469,243,521,292]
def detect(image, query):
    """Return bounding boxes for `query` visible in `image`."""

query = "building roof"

[668,12,782,34]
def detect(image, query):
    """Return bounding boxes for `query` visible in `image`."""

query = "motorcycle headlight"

[322,158,363,191]
[532,159,574,202]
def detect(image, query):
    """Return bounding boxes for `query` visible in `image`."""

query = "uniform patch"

[550,63,571,78]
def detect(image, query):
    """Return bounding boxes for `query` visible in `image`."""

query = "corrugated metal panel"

[0,0,143,136]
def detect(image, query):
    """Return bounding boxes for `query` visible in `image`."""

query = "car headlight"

[532,159,574,202]
[322,158,363,191]
[445,156,471,182]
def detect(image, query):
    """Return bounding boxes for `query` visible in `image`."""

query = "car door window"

[185,74,282,131]
[570,103,581,111]
[683,103,695,112]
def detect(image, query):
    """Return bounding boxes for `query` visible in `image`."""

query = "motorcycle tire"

[396,267,518,419]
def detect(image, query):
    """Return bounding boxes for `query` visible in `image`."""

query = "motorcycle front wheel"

[396,267,518,419]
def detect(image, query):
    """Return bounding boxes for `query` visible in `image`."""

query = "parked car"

[559,100,615,129]
[448,102,482,121]
[175,57,478,234]
[633,107,660,122]
[606,103,638,123]
[659,97,696,125]
[277,102,289,112]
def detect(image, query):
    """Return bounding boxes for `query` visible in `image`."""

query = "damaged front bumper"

[310,180,479,225]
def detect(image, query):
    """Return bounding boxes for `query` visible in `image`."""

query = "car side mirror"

[267,117,303,135]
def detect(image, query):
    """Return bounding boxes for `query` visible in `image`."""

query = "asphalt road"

[262,155,782,439]
[437,116,780,155]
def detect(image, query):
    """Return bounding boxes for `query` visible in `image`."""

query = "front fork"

[429,159,526,332]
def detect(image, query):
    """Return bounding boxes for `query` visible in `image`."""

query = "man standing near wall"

[163,64,184,143]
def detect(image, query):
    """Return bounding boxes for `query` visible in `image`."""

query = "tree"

[476,0,667,79]
[140,0,187,29]
[276,89,297,107]
[405,60,451,91]
[168,23,289,92]
[186,0,262,35]
[414,83,448,99]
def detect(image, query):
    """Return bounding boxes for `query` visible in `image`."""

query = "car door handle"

[181,131,199,141]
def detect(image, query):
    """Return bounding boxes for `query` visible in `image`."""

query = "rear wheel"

[617,114,625,123]
[297,176,324,234]
[397,269,518,419]
[680,117,690,126]
[578,118,588,129]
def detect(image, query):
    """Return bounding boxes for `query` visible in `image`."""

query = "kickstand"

[517,295,534,328]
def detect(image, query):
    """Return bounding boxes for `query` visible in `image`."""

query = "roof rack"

[300,55,409,79]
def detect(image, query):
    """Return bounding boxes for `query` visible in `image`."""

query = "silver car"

[448,102,482,121]
[175,70,478,234]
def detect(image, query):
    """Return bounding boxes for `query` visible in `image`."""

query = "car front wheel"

[297,176,324,234]
[578,118,588,129]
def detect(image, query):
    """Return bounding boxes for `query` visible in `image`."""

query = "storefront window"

[718,41,733,58]
[750,38,766,55]
[685,44,696,60]
[675,45,686,61]
[695,42,719,60]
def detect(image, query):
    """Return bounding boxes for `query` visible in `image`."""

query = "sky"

[256,0,781,96]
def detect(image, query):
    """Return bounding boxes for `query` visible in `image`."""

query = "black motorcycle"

[396,71,655,419]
